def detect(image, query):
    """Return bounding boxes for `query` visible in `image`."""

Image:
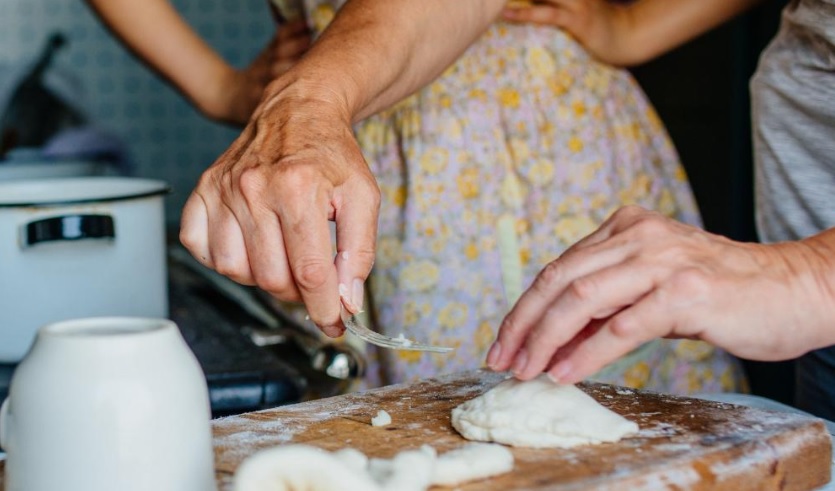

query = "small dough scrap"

[371,409,392,427]
[451,374,638,448]
[433,443,514,486]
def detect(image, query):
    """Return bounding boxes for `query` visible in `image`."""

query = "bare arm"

[86,0,233,116]
[180,0,507,334]
[488,207,835,384]
[503,0,763,66]
[85,0,310,124]
[278,0,506,122]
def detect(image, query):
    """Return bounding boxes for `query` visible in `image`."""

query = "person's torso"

[750,0,835,242]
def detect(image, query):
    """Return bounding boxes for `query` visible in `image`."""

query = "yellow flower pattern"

[302,0,746,394]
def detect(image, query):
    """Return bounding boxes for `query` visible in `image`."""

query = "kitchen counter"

[1,370,833,490]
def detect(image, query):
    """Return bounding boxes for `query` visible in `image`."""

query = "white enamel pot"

[0,177,169,362]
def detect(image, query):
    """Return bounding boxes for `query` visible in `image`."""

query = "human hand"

[206,20,312,125]
[180,79,380,337]
[501,0,635,66]
[487,206,835,383]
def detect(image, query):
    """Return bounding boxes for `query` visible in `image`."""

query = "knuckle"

[253,271,292,297]
[272,164,327,203]
[533,261,563,292]
[212,255,246,280]
[351,248,377,272]
[292,256,331,292]
[238,167,267,201]
[498,315,524,337]
[609,313,638,338]
[195,169,217,191]
[179,228,199,252]
[613,204,645,220]
[631,213,667,238]
[669,268,710,298]
[567,276,597,303]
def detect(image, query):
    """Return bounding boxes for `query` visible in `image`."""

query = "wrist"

[192,62,240,123]
[262,68,355,125]
[609,6,654,67]
[778,234,835,348]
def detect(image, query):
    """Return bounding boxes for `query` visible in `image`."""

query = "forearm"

[620,0,763,65]
[85,0,231,114]
[270,0,505,122]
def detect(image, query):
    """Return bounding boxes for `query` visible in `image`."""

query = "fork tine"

[341,310,454,353]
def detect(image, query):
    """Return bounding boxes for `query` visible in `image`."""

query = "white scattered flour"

[451,374,639,448]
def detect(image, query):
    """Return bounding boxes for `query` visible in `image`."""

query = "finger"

[501,3,575,26]
[180,192,212,268]
[233,191,302,301]
[271,60,296,78]
[206,202,256,285]
[277,19,309,39]
[275,35,312,60]
[546,290,673,384]
[511,259,657,380]
[334,177,380,315]
[561,206,647,258]
[278,178,343,337]
[488,237,635,372]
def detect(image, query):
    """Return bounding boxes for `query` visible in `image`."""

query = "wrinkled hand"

[180,81,380,337]
[208,20,312,125]
[501,0,632,66]
[487,205,835,383]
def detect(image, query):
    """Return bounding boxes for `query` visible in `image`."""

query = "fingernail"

[511,348,528,376]
[486,341,502,369]
[351,279,364,313]
[549,361,573,384]
[322,325,344,338]
[339,282,362,314]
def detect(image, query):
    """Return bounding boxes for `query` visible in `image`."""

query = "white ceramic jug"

[0,317,217,491]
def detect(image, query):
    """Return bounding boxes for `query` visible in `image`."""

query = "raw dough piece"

[451,374,638,448]
[234,443,514,491]
[433,443,514,486]
[371,409,392,427]
[233,445,379,491]
[368,445,436,491]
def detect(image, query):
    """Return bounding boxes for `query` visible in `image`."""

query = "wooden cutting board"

[0,370,829,490]
[212,370,831,491]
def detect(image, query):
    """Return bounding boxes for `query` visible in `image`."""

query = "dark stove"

[0,248,358,420]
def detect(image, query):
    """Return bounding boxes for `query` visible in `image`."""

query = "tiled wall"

[0,0,274,224]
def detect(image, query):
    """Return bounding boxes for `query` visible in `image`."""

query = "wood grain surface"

[212,370,831,490]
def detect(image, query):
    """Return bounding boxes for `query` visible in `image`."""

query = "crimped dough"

[452,375,638,448]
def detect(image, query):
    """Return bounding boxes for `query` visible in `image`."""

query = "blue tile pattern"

[0,0,274,224]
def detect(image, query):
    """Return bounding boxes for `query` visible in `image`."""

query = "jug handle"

[0,397,10,451]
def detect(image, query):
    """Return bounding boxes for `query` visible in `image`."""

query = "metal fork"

[340,308,454,353]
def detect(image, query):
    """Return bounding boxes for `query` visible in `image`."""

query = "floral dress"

[297,1,747,394]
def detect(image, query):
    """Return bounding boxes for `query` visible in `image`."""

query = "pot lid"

[0,177,169,207]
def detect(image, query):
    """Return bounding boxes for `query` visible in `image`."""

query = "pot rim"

[0,177,169,208]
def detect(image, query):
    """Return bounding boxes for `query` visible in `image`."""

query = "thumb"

[334,179,380,314]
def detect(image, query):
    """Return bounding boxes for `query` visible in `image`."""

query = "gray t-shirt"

[751,0,835,243]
